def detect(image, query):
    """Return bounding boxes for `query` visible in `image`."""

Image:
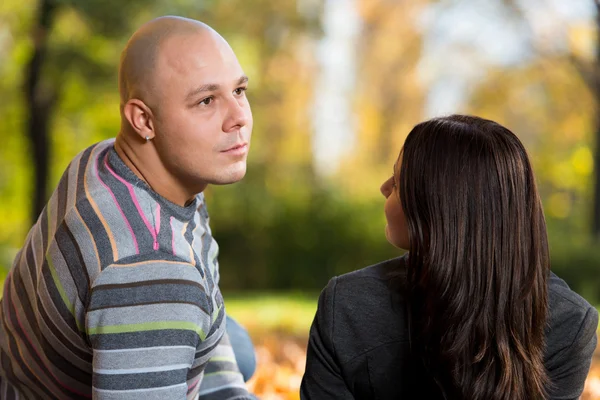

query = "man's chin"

[210,166,247,185]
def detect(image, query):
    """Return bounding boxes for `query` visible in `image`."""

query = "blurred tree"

[495,0,600,239]
[334,0,428,199]
[469,59,595,230]
[462,1,600,298]
[25,0,57,225]
[570,0,600,240]
[3,0,598,293]
[23,0,192,224]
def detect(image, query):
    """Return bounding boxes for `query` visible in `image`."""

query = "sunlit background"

[1,0,599,398]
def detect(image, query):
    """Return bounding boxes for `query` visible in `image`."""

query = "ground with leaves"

[243,333,599,400]
[225,294,600,400]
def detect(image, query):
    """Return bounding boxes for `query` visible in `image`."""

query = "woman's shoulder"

[545,272,598,397]
[334,255,407,286]
[548,271,597,330]
[317,256,410,364]
[549,272,595,306]
[546,271,598,363]
[329,255,408,313]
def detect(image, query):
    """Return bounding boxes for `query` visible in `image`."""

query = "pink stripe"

[103,156,158,250]
[187,377,201,393]
[170,216,176,256]
[96,155,139,254]
[154,204,161,251]
[9,278,92,398]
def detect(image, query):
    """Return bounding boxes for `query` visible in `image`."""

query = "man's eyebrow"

[186,75,249,100]
[186,83,220,100]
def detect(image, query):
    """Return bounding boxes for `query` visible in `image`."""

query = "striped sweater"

[0,140,251,399]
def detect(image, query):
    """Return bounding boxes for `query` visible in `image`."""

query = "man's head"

[117,16,252,202]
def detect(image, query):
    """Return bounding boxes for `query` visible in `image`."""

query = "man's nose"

[224,98,250,132]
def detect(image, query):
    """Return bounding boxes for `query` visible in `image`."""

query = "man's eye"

[234,87,247,96]
[199,97,213,106]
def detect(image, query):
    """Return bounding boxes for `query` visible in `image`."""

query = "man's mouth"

[222,143,248,154]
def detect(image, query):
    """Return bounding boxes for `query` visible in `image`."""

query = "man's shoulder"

[67,139,115,174]
[46,140,117,263]
[59,139,116,208]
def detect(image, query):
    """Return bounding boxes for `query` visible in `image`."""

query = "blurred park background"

[1,0,600,398]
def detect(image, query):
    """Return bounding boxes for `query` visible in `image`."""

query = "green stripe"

[212,303,223,323]
[203,371,242,378]
[87,321,207,340]
[46,254,82,332]
[208,356,236,363]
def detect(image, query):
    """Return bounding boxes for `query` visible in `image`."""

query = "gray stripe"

[36,269,90,352]
[91,262,204,287]
[55,167,69,233]
[66,151,82,213]
[86,303,211,328]
[77,145,114,268]
[197,382,248,399]
[55,222,90,305]
[46,178,60,240]
[94,346,195,370]
[93,367,187,390]
[98,157,155,254]
[89,330,199,351]
[157,203,174,254]
[90,153,138,260]
[35,313,92,372]
[95,363,190,375]
[65,208,102,282]
[46,241,86,326]
[92,383,188,400]
[89,282,209,312]
[172,219,194,264]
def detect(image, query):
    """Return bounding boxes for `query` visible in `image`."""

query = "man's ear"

[123,99,156,141]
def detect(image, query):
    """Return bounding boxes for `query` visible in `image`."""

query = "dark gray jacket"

[301,256,598,399]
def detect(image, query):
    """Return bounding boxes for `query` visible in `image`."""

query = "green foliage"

[0,0,598,299]
[548,231,600,305]
[224,291,318,335]
[209,177,399,291]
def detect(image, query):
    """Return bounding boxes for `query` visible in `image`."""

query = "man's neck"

[113,133,201,207]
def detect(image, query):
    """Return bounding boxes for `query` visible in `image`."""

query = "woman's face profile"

[380,160,410,250]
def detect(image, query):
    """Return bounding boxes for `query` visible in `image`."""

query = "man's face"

[151,32,253,191]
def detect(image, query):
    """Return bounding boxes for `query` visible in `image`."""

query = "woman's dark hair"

[397,115,549,400]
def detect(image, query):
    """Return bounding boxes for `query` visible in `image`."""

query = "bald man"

[0,16,256,399]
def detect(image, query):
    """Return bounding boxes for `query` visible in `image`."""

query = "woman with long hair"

[301,115,598,400]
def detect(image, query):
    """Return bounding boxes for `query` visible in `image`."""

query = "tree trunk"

[25,0,57,224]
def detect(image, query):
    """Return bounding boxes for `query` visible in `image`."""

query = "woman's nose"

[380,178,392,197]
